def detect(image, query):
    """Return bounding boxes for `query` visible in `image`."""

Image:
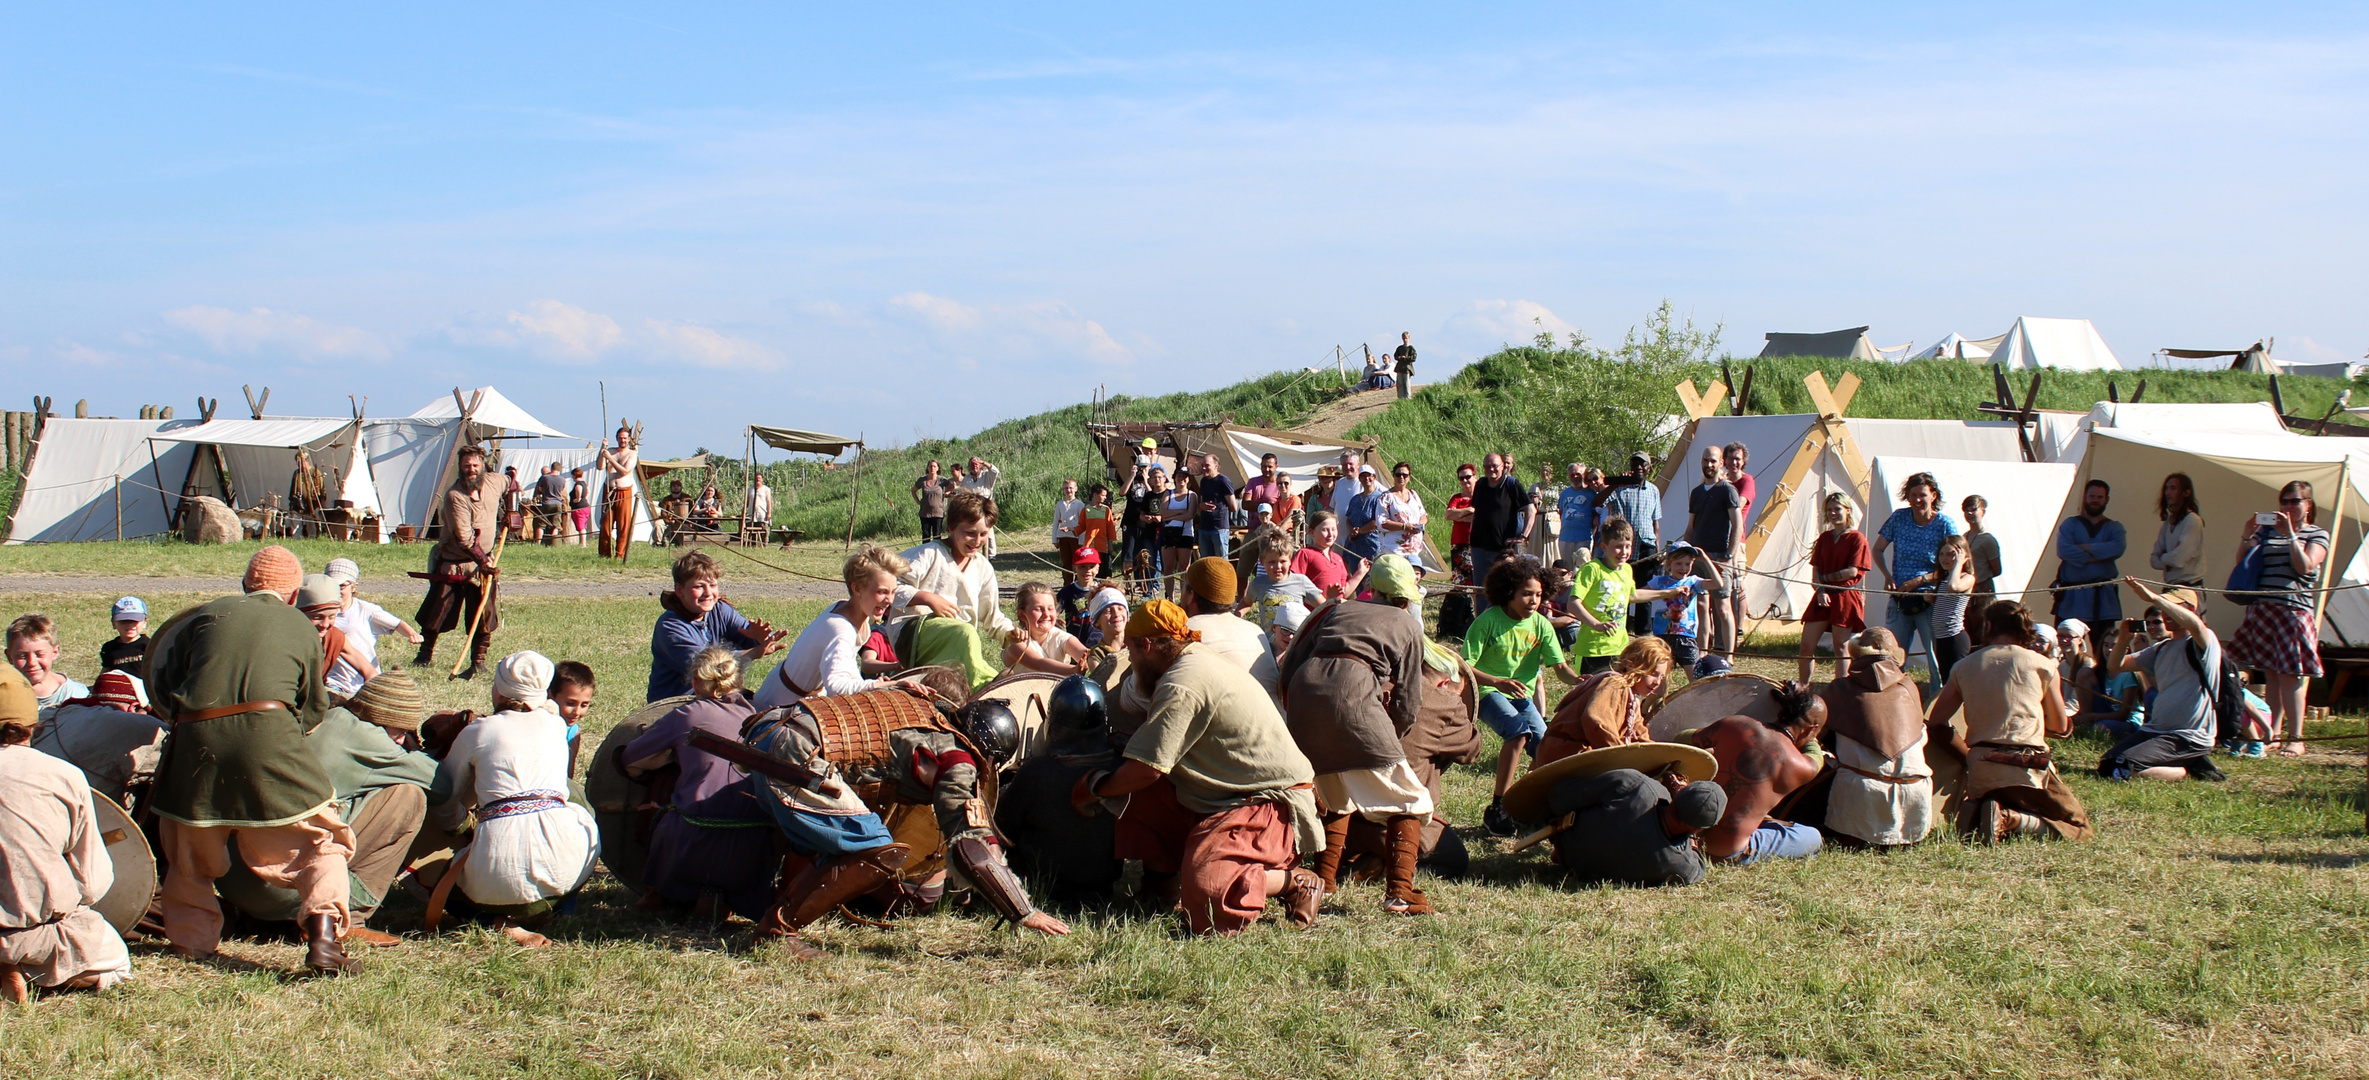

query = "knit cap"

[348,670,426,732]
[243,545,304,598]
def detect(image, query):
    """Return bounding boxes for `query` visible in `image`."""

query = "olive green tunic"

[148,593,334,828]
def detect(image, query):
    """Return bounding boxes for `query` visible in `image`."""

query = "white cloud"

[1440,299,1582,354]
[162,305,389,361]
[643,319,783,370]
[887,291,1135,365]
[507,299,624,360]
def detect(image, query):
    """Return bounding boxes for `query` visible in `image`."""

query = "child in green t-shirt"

[1569,518,1685,673]
[1464,557,1583,836]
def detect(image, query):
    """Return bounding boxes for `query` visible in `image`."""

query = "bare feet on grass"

[501,922,551,949]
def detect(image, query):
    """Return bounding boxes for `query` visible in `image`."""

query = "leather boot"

[1278,867,1324,928]
[1382,815,1433,915]
[413,634,437,667]
[304,913,360,975]
[754,844,910,957]
[1312,814,1351,894]
[0,965,25,1005]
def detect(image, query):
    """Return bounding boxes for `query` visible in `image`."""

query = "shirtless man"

[1691,682,1827,865]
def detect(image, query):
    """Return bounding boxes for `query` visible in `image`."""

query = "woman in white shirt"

[895,491,1013,689]
[425,651,599,948]
[1051,479,1085,584]
[755,546,908,710]
[2150,473,2205,604]
[1379,461,1430,558]
[1002,581,1088,675]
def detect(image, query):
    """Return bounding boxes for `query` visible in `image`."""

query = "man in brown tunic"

[415,445,504,679]
[1927,601,2092,842]
[1276,594,1432,914]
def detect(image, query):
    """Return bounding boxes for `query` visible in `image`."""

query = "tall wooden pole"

[843,436,864,549]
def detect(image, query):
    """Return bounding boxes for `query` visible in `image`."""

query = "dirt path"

[0,574,847,600]
[1298,385,1410,440]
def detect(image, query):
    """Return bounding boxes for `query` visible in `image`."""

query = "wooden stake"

[453,527,507,678]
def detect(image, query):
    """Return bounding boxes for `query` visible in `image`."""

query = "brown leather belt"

[1838,762,1927,785]
[173,700,289,724]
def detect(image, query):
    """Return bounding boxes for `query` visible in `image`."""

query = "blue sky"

[4,4,2364,456]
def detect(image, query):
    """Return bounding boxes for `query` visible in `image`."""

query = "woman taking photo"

[1869,472,1960,690]
[2150,473,2205,607]
[1924,534,1979,684]
[2228,480,2329,757]
[1798,492,1870,683]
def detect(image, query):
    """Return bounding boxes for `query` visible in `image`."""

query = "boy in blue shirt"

[1645,543,1725,674]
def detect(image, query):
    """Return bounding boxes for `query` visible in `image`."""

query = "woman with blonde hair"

[623,646,779,923]
[1003,581,1088,675]
[1536,635,1676,761]
[755,546,913,711]
[1797,492,1870,683]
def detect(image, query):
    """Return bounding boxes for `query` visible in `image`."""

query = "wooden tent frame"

[1662,370,1871,568]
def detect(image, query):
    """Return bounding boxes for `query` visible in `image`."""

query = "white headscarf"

[493,650,558,715]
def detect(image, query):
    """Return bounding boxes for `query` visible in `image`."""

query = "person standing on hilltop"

[963,456,1002,558]
[1393,332,1416,400]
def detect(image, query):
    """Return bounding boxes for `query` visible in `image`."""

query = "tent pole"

[146,439,172,534]
[844,436,864,549]
[2314,458,2350,631]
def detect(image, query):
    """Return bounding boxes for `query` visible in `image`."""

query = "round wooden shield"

[586,694,693,896]
[89,792,156,935]
[969,669,1062,766]
[1502,741,1720,825]
[1645,672,1780,742]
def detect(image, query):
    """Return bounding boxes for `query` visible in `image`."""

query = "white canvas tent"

[2034,400,2291,467]
[1662,409,2029,621]
[5,418,197,543]
[1911,332,2006,361]
[2048,429,2369,646]
[409,386,577,440]
[1988,317,2123,371]
[148,417,388,538]
[1860,455,2080,641]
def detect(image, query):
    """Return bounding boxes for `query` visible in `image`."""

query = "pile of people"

[0,444,2337,1000]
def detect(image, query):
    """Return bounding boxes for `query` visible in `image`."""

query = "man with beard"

[415,445,505,679]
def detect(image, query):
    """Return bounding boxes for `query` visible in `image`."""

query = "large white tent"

[2040,400,2291,465]
[1661,413,2028,621]
[1988,316,2123,371]
[409,386,577,441]
[1911,332,2006,361]
[2048,428,2369,646]
[5,418,196,543]
[148,417,388,537]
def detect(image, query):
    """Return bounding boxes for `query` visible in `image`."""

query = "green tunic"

[149,593,334,828]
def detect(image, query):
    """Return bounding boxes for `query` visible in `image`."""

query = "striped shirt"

[2254,523,2330,611]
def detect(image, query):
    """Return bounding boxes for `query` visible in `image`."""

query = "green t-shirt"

[1462,606,1565,699]
[1570,559,1636,658]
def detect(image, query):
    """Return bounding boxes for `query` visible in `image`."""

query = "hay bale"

[182,496,240,545]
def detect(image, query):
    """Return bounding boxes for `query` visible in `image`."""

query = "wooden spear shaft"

[452,526,507,677]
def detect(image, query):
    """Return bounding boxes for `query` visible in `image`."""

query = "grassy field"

[1,576,2363,1079]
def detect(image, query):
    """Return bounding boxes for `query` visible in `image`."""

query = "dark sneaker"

[1483,798,1517,837]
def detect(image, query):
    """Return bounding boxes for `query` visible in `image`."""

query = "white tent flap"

[1864,456,2079,639]
[5,419,195,543]
[410,386,576,440]
[1989,316,2123,372]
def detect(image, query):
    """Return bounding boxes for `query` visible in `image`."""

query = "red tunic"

[1802,528,1871,631]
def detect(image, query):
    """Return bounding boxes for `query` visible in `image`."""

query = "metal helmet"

[1047,675,1107,737]
[956,699,1022,765]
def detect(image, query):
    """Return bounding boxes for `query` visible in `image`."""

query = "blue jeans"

[1197,529,1230,559]
[1885,602,1944,686]
[1476,690,1547,751]
[1718,821,1823,865]
[1471,547,1506,614]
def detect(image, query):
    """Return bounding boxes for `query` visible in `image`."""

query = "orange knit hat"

[243,545,304,599]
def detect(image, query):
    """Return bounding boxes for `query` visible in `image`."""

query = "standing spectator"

[1722,443,1757,656]
[2053,480,2125,626]
[1193,454,1239,561]
[1598,451,1662,560]
[913,460,948,544]
[563,468,589,545]
[1392,332,1416,400]
[1798,493,1870,683]
[1053,479,1085,583]
[1378,462,1429,560]
[1232,502,1289,588]
[745,472,773,540]
[1927,535,1980,685]
[1158,467,1197,601]
[533,462,569,545]
[962,456,1001,558]
[1467,453,1528,615]
[1445,462,1478,569]
[1645,544,1724,675]
[596,425,639,560]
[1075,484,1117,569]
[1566,519,1684,675]
[1240,454,1286,521]
[1685,447,1744,659]
[1330,450,1363,523]
[2228,480,2330,758]
[1963,495,2001,611]
[1341,465,1388,576]
[501,465,524,542]
[1557,464,1596,567]
[1528,463,1561,562]
[1869,472,1960,689]
[2149,473,2205,605]
[1291,511,1364,601]
[1273,474,1302,538]
[1121,455,1159,594]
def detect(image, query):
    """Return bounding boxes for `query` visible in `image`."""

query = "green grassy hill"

[715,337,2349,546]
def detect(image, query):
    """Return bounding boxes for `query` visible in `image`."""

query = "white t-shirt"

[1053,498,1084,542]
[961,465,999,498]
[1380,489,1428,556]
[755,604,882,711]
[328,598,408,698]
[896,541,1013,636]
